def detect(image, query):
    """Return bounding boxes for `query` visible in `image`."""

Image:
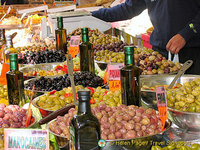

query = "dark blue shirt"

[92,0,200,49]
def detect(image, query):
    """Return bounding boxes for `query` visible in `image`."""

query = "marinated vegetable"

[151,143,200,150]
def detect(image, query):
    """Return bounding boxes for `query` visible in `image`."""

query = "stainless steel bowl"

[168,107,200,132]
[20,62,63,80]
[140,75,200,110]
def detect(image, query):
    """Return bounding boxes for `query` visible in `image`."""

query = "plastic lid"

[124,46,134,55]
[81,28,89,34]
[9,53,18,61]
[78,89,90,101]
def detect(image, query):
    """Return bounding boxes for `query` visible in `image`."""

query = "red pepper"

[50,90,56,95]
[33,71,37,76]
[42,47,46,51]
[100,100,103,102]
[173,87,178,89]
[64,93,73,97]
[87,87,94,94]
[73,68,80,72]
[103,91,108,96]
[90,98,95,104]
[76,93,78,99]
[55,66,63,72]
[150,88,155,91]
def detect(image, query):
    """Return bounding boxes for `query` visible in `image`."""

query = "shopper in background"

[92,0,200,75]
[1,0,24,5]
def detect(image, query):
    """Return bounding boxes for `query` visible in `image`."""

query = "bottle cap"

[81,28,89,34]
[9,53,18,61]
[124,46,134,55]
[78,89,91,101]
[57,17,63,22]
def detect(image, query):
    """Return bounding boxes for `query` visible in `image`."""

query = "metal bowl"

[102,119,172,150]
[140,75,200,110]
[47,119,69,149]
[47,119,171,150]
[20,62,63,80]
[32,95,53,118]
[168,107,200,132]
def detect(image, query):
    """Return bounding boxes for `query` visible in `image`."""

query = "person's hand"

[166,34,186,54]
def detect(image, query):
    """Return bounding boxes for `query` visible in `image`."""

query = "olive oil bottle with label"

[79,28,95,74]
[120,46,141,106]
[6,53,25,106]
[69,90,100,150]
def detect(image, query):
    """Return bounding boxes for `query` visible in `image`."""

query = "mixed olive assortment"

[167,78,200,112]
[25,71,104,91]
[49,105,162,140]
[37,86,121,111]
[151,143,200,150]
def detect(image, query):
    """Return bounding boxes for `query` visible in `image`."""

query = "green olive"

[151,146,162,150]
[191,144,200,150]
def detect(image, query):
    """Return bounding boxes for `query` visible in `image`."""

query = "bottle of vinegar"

[69,90,100,150]
[120,46,141,106]
[6,53,25,106]
[55,17,67,53]
[79,28,95,74]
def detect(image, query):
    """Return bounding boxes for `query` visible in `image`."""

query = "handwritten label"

[4,129,49,150]
[69,36,80,58]
[156,86,167,130]
[108,63,124,92]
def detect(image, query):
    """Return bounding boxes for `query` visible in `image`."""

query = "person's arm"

[92,0,146,22]
[166,9,200,54]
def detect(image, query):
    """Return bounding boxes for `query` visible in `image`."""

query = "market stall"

[0,1,200,150]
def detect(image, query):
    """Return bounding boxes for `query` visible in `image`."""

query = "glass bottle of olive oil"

[55,17,67,54]
[120,46,141,106]
[0,29,6,63]
[6,53,25,106]
[3,35,18,64]
[79,28,95,74]
[69,90,100,150]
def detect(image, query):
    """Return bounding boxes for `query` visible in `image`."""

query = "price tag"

[69,36,80,58]
[108,63,124,92]
[156,86,167,131]
[4,129,49,150]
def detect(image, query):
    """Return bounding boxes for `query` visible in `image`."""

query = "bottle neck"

[125,54,134,66]
[57,21,63,29]
[82,33,89,42]
[10,60,18,71]
[0,31,5,40]
[6,40,13,48]
[78,101,91,114]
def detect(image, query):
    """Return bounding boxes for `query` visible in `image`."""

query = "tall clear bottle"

[79,28,95,74]
[69,90,100,150]
[3,35,18,64]
[55,17,67,53]
[6,53,25,106]
[0,29,6,63]
[120,46,141,106]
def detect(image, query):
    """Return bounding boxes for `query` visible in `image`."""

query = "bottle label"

[69,126,76,150]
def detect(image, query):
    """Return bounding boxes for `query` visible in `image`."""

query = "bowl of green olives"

[141,75,200,131]
[140,75,200,110]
